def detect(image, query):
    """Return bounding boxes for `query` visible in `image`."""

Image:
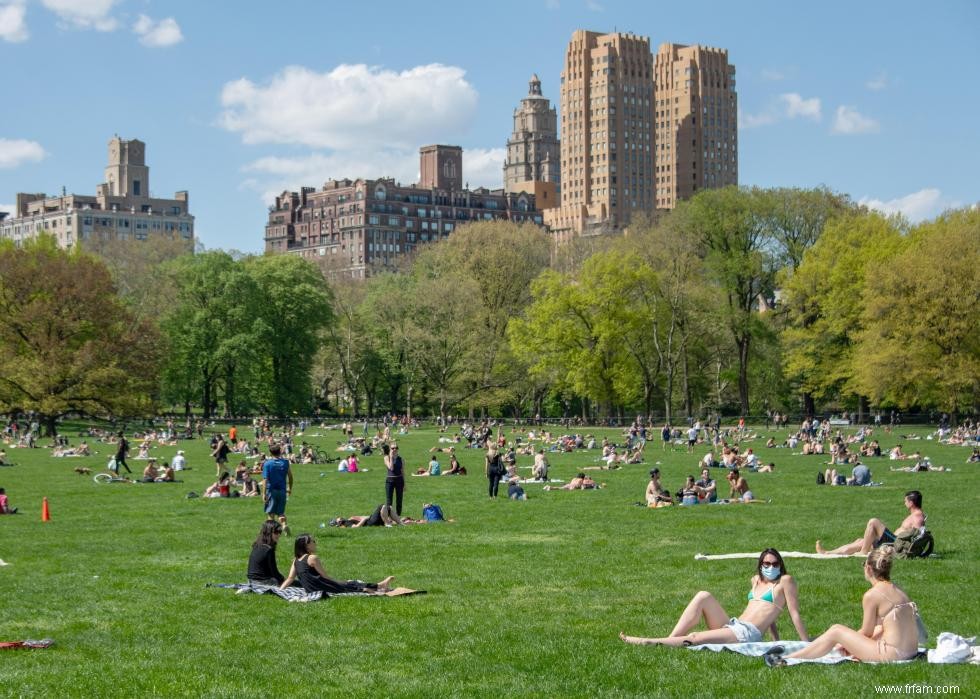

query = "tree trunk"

[803,392,815,418]
[44,414,58,437]
[738,335,751,416]
[202,372,212,419]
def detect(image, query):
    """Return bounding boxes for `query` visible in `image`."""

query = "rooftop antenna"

[62,185,67,196]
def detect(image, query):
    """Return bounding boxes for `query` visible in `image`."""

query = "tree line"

[0,187,976,433]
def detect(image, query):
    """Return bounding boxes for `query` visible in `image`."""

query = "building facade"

[543,30,738,241]
[0,136,194,250]
[654,43,737,208]
[265,145,544,280]
[544,30,656,242]
[502,74,560,210]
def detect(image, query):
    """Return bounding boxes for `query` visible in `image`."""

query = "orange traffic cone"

[41,497,50,522]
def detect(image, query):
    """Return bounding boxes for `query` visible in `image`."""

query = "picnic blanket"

[695,552,864,561]
[0,639,55,650]
[687,640,924,665]
[208,582,425,602]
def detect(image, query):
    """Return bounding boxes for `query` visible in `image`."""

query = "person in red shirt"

[0,487,17,514]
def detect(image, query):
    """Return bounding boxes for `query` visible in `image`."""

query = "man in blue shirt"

[262,444,293,529]
[848,463,871,486]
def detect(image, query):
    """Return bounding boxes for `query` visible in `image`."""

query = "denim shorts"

[265,489,287,516]
[725,618,762,643]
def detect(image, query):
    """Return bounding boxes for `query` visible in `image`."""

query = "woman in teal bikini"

[766,546,921,665]
[620,548,809,647]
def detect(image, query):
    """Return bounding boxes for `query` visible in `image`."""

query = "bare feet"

[815,540,826,554]
[377,575,395,592]
[619,632,655,646]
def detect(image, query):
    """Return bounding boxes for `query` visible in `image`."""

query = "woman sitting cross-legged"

[620,548,808,647]
[765,546,922,666]
[280,534,394,594]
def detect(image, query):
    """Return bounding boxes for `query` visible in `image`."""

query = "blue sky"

[1,0,977,252]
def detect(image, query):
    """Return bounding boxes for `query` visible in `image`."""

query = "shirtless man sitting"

[816,490,925,555]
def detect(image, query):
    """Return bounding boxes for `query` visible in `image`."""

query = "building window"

[133,180,141,196]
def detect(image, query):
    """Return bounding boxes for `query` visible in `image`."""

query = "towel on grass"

[0,639,55,650]
[208,582,425,602]
[695,552,864,561]
[688,640,922,665]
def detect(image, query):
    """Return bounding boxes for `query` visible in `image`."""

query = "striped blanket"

[208,582,424,601]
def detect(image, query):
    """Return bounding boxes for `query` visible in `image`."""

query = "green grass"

[1,423,978,698]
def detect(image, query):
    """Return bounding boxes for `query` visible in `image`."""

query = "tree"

[781,212,904,410]
[681,187,776,415]
[160,252,257,418]
[853,208,980,415]
[0,236,161,434]
[245,255,334,416]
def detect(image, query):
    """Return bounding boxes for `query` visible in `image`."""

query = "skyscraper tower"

[653,43,737,208]
[544,30,654,241]
[503,74,560,210]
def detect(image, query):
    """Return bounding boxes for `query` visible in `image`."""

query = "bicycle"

[93,472,133,484]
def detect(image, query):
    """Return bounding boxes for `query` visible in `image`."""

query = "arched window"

[375,185,386,201]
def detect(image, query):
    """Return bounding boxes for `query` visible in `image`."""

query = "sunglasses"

[762,560,780,566]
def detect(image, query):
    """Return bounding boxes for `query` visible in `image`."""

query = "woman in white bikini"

[620,549,809,646]
[766,546,921,665]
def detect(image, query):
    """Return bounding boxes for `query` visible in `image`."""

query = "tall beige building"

[503,74,560,210]
[544,30,655,242]
[654,43,737,208]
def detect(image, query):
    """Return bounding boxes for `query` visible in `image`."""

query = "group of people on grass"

[621,490,929,665]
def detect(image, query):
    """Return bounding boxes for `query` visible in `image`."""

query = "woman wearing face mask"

[620,549,808,647]
[765,546,922,666]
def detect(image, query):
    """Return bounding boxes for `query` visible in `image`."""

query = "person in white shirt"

[171,450,187,471]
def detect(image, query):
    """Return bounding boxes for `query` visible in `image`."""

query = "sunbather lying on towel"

[620,548,809,647]
[766,546,922,666]
[281,534,394,595]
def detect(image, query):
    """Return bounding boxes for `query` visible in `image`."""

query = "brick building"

[264,145,544,280]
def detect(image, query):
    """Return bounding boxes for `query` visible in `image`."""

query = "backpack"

[892,529,935,559]
[816,472,825,485]
[422,504,445,522]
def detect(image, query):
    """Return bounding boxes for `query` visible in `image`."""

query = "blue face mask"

[761,565,781,581]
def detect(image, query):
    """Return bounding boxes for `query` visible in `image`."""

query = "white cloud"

[832,105,879,134]
[41,0,119,31]
[779,92,821,120]
[218,63,479,151]
[0,1,28,42]
[463,148,506,189]
[761,69,784,81]
[859,188,960,223]
[0,202,14,216]
[585,0,604,10]
[0,138,46,168]
[866,72,888,91]
[740,92,821,129]
[133,14,182,47]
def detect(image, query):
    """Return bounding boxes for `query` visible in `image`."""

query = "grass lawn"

[1,421,978,698]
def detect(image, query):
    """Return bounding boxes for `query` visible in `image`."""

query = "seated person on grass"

[0,487,17,514]
[413,457,441,476]
[508,477,527,500]
[531,450,549,480]
[766,547,921,665]
[444,454,467,475]
[695,468,717,503]
[726,469,761,502]
[280,534,395,595]
[141,461,160,483]
[204,471,235,498]
[247,520,287,587]
[816,490,925,555]
[620,548,808,647]
[826,462,870,486]
[241,471,258,496]
[645,468,673,507]
[156,463,176,482]
[679,476,700,505]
